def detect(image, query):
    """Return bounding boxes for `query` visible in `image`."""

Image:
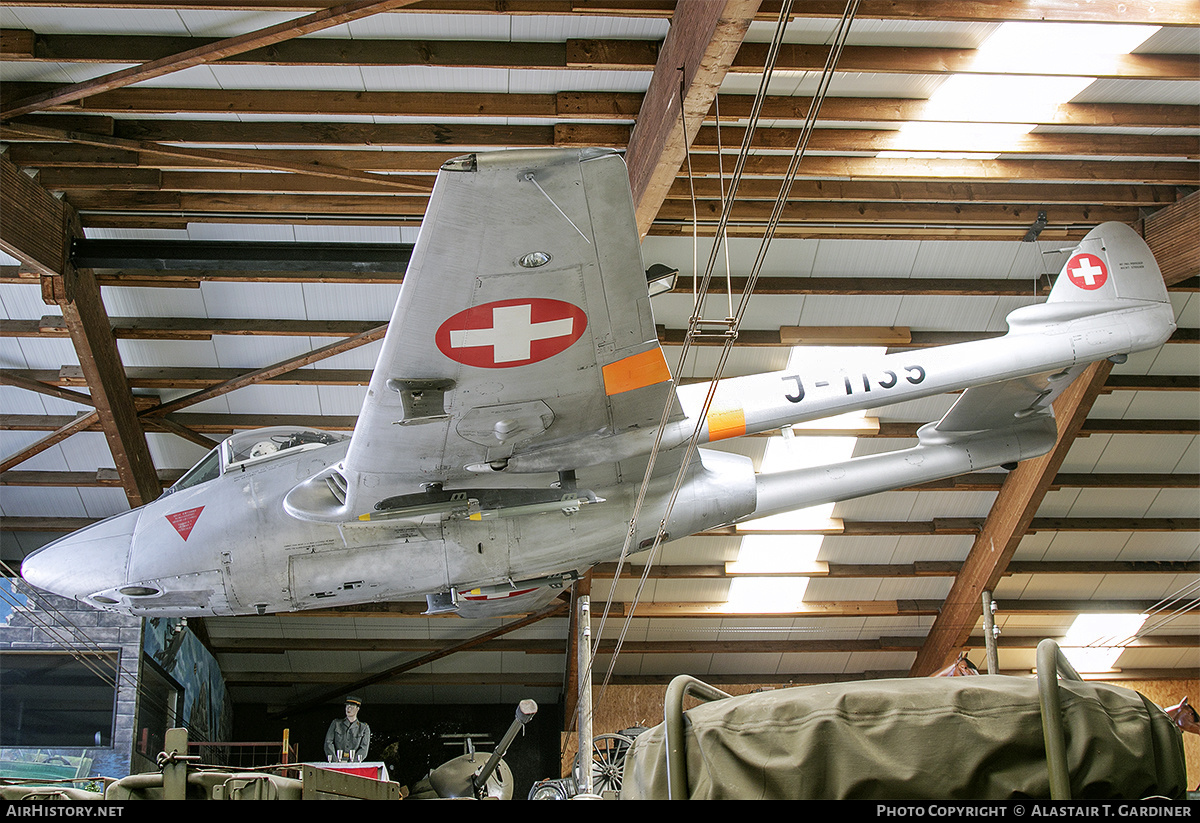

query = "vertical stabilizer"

[1047,221,1169,305]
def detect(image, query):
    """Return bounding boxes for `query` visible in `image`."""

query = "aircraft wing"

[285,148,680,522]
[931,364,1088,434]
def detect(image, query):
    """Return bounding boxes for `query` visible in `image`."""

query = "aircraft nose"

[21,508,140,604]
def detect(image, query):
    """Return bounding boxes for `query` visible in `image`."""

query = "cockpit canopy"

[170,427,347,493]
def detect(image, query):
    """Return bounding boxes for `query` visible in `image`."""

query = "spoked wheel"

[591,733,634,795]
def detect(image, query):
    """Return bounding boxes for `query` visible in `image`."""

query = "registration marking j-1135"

[782,365,927,404]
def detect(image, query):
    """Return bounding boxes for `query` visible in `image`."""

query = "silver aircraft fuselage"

[18,149,1177,621]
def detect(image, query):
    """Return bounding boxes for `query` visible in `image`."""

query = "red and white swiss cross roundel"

[1065,253,1108,291]
[436,298,587,369]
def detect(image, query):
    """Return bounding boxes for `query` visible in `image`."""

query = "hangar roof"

[0,1,1196,711]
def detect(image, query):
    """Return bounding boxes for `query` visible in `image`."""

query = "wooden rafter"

[2,0,1197,26]
[0,411,100,474]
[0,122,432,192]
[4,32,1194,81]
[0,0,426,118]
[139,324,388,419]
[625,0,762,236]
[909,360,1115,676]
[6,84,1195,130]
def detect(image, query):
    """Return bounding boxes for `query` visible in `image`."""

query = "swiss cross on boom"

[1066,253,1108,290]
[436,298,588,368]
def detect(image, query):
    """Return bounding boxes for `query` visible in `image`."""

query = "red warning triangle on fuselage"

[166,506,204,541]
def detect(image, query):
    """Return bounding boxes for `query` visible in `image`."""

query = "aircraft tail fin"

[1046,221,1169,306]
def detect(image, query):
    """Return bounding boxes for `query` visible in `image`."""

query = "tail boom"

[680,222,1176,444]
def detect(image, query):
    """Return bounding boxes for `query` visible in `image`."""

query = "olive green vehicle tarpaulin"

[620,676,1187,800]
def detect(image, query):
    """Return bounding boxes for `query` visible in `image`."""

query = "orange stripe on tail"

[602,348,671,396]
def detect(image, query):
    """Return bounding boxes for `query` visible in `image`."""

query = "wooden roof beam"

[625,0,762,237]
[1142,189,1199,286]
[7,83,1195,130]
[13,117,1196,161]
[8,140,1192,187]
[0,122,429,192]
[3,1,1197,26]
[4,32,1194,80]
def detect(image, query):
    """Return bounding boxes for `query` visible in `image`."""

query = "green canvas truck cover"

[621,675,1187,800]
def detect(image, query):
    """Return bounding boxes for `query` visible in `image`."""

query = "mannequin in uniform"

[324,696,371,762]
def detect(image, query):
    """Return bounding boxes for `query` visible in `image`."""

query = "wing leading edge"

[285,148,682,523]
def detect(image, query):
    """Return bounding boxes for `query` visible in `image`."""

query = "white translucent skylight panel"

[212,336,316,370]
[176,10,310,38]
[15,338,78,371]
[506,69,653,93]
[0,486,88,518]
[514,15,668,41]
[1061,613,1148,673]
[298,283,400,322]
[345,12,513,40]
[46,63,221,89]
[99,286,209,319]
[795,295,900,326]
[1,7,192,34]
[207,64,366,92]
[360,65,509,93]
[0,62,78,86]
[199,281,307,319]
[0,286,56,322]
[879,22,1160,158]
[748,18,997,49]
[186,223,298,242]
[115,339,218,369]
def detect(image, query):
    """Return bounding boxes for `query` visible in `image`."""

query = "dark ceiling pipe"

[71,239,414,273]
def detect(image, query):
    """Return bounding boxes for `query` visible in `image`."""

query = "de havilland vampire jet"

[21,148,1177,619]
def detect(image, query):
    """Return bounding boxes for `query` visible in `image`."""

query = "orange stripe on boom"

[602,348,671,396]
[706,407,746,441]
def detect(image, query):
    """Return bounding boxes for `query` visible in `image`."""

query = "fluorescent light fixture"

[1060,613,1148,673]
